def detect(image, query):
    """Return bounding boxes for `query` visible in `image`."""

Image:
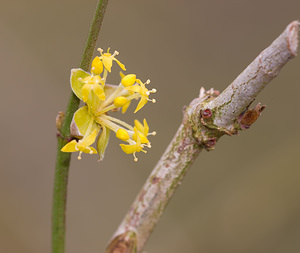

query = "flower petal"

[97,126,110,161]
[132,132,149,144]
[125,85,143,94]
[72,106,99,138]
[61,140,78,152]
[114,58,126,71]
[143,118,149,135]
[134,119,144,133]
[82,83,91,102]
[134,96,148,113]
[82,146,97,154]
[94,84,106,101]
[73,106,92,136]
[83,129,99,147]
[102,57,113,72]
[121,101,131,114]
[120,143,142,154]
[70,68,90,100]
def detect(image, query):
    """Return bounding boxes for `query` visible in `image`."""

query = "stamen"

[147,98,156,103]
[124,93,140,102]
[150,88,157,93]
[133,153,138,162]
[96,104,116,115]
[97,114,134,132]
[146,79,150,84]
[149,131,157,136]
[97,48,104,55]
[78,151,82,160]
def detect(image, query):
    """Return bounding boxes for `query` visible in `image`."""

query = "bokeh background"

[1,0,300,252]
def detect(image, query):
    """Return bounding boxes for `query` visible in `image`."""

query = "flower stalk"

[52,1,109,253]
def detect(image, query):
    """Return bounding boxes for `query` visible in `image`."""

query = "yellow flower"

[119,127,146,162]
[134,119,149,136]
[132,119,149,144]
[61,129,98,160]
[132,119,156,146]
[98,48,126,72]
[62,48,157,162]
[125,79,156,113]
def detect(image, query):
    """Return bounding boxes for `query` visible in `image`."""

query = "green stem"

[52,1,109,253]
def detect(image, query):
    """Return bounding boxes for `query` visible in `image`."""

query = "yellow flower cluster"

[61,48,156,161]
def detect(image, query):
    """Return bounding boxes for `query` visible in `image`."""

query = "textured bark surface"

[105,21,299,253]
[206,21,299,131]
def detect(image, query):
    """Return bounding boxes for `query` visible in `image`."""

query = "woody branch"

[105,21,299,253]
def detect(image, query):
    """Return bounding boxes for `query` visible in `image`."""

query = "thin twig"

[52,1,109,253]
[105,21,299,253]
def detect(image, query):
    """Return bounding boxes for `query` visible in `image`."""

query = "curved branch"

[105,21,299,253]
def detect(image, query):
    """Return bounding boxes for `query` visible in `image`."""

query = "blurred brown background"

[1,0,300,252]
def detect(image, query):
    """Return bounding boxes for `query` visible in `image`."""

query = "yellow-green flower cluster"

[61,48,156,161]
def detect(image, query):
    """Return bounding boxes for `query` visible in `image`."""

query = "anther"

[146,79,151,84]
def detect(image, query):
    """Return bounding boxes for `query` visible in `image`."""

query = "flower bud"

[116,129,130,141]
[114,96,128,107]
[91,56,103,75]
[121,74,136,87]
